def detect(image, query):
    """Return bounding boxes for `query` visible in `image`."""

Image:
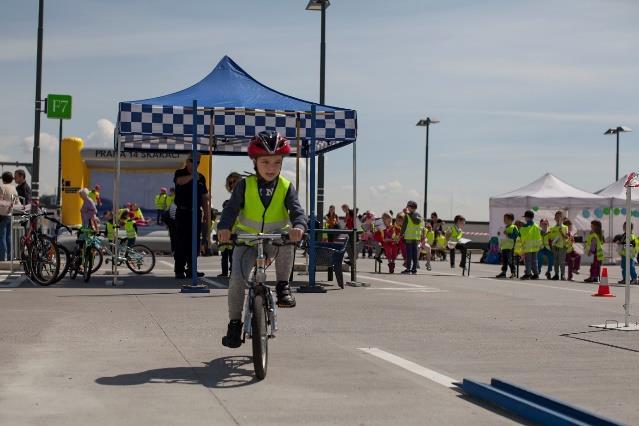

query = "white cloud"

[86,119,115,148]
[22,132,58,154]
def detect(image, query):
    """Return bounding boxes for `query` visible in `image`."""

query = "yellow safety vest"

[585,232,604,261]
[520,223,542,253]
[105,222,116,241]
[404,215,421,241]
[514,236,524,256]
[617,234,639,257]
[155,193,168,210]
[88,190,99,203]
[549,224,568,249]
[235,175,291,234]
[166,194,175,210]
[436,235,446,248]
[500,224,516,251]
[124,220,137,239]
[424,229,435,245]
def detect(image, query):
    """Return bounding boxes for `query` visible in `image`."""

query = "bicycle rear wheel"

[31,237,61,286]
[90,247,103,274]
[251,294,269,380]
[125,244,155,274]
[49,244,70,284]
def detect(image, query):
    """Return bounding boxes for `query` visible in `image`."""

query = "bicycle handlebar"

[228,233,303,246]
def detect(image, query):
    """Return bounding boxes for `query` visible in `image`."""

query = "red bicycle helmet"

[247,131,291,158]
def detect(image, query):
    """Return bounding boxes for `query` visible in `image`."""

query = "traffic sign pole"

[57,119,62,211]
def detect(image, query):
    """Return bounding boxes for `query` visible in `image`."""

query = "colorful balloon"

[582,209,590,218]
[594,207,603,218]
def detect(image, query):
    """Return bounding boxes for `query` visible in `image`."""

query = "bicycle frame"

[235,233,282,341]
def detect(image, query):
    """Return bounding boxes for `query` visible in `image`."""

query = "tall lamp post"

[306,0,329,227]
[416,117,439,216]
[604,126,632,182]
[32,0,45,203]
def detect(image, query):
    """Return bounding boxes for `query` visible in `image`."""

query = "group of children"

[496,209,637,284]
[355,202,469,274]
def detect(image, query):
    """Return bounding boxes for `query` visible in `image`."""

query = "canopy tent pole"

[298,106,326,293]
[624,187,632,327]
[295,114,301,191]
[348,133,367,286]
[110,131,122,286]
[190,100,198,287]
[609,199,614,264]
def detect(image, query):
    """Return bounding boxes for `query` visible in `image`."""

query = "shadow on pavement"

[96,356,259,388]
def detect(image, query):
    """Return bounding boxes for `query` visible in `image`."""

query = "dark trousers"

[450,243,467,268]
[501,249,515,274]
[405,240,419,272]
[164,216,177,254]
[221,248,233,276]
[174,209,201,274]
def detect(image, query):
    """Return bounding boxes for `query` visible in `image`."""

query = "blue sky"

[1,0,638,220]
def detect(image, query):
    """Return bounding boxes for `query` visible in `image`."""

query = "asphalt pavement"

[1,255,638,425]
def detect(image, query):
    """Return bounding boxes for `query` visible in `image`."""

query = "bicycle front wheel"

[83,247,94,283]
[50,244,70,284]
[251,294,269,380]
[90,247,103,274]
[125,245,156,274]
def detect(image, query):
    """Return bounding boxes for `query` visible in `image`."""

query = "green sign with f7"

[47,94,72,120]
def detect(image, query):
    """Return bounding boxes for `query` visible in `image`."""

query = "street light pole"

[31,0,45,203]
[306,0,330,227]
[605,126,632,182]
[416,117,439,216]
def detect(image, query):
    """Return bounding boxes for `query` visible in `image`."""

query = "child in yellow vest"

[520,210,542,280]
[549,211,568,280]
[584,220,604,283]
[496,213,518,278]
[124,212,138,247]
[612,222,638,284]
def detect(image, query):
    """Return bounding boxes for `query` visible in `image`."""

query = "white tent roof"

[490,173,607,208]
[596,174,639,205]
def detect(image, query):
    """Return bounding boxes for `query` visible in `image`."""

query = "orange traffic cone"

[593,267,614,297]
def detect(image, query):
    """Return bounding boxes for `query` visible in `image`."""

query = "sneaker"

[560,275,566,281]
[222,320,243,348]
[217,273,228,278]
[400,269,411,274]
[618,279,626,284]
[520,274,531,280]
[545,272,551,280]
[509,273,517,279]
[584,277,595,283]
[631,280,638,285]
[410,270,417,274]
[495,272,507,279]
[551,275,559,281]
[531,274,539,280]
[175,272,186,279]
[276,281,296,308]
[573,270,580,275]
[426,264,432,271]
[186,271,205,278]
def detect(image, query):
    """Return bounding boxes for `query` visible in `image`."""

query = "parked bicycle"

[99,236,156,275]
[17,209,61,286]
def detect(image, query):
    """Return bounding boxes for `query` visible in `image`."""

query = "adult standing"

[173,152,209,279]
[0,172,19,261]
[324,204,339,242]
[14,169,31,205]
[79,188,99,232]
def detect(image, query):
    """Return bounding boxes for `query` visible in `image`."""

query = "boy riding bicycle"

[217,131,306,348]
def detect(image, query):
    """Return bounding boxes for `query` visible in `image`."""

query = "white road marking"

[358,347,457,388]
[201,277,227,289]
[360,275,440,289]
[478,277,594,294]
[0,289,15,292]
[367,287,447,293]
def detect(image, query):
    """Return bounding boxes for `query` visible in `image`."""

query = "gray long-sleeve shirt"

[218,176,307,232]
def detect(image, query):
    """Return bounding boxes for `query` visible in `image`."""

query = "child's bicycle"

[69,228,102,283]
[229,232,296,380]
[100,236,156,275]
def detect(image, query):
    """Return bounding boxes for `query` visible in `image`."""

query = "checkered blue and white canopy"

[116,56,358,156]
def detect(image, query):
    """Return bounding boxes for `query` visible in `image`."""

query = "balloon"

[603,207,610,215]
[621,208,627,215]
[594,207,603,218]
[614,208,621,216]
[532,206,539,212]
[582,209,590,218]
[633,210,639,218]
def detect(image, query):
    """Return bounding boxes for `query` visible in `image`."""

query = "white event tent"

[489,173,608,237]
[595,174,639,239]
